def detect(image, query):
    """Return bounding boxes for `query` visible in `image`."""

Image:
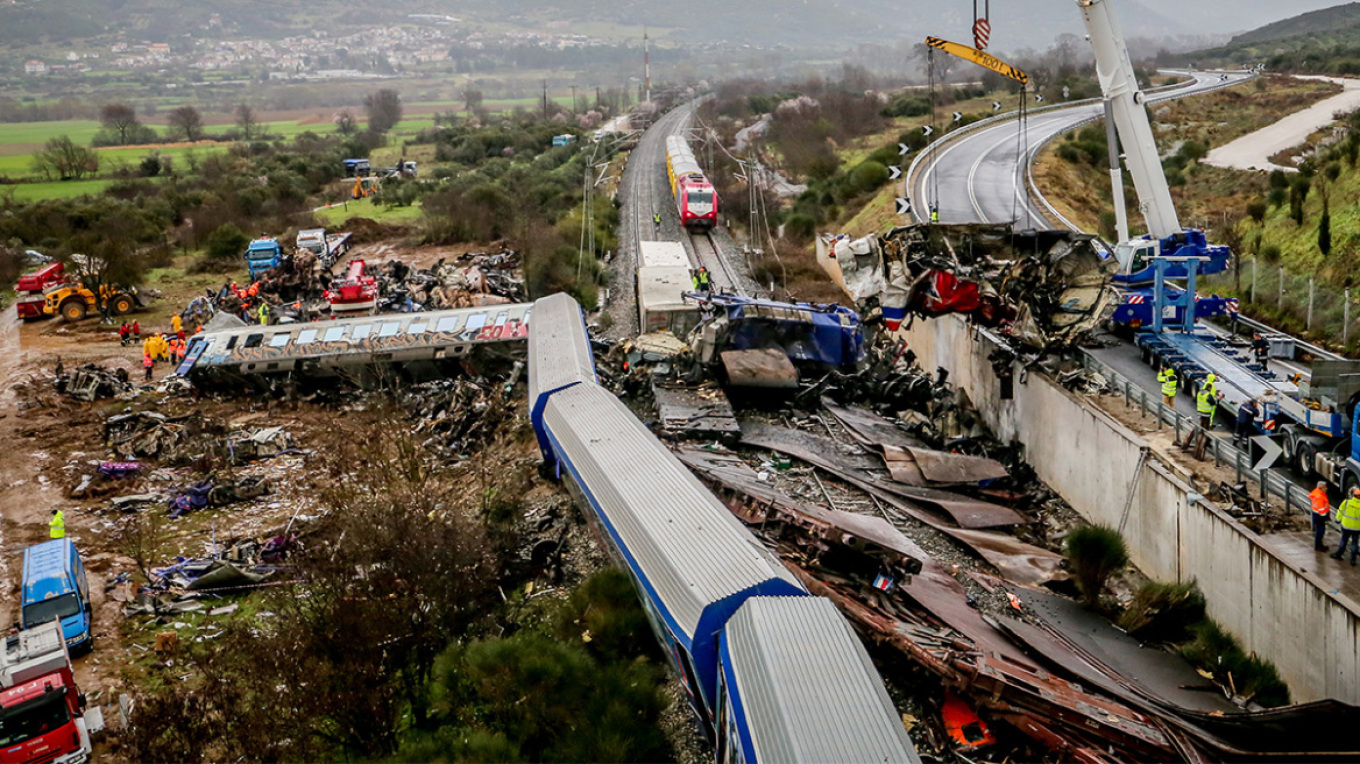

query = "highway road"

[910,70,1253,229]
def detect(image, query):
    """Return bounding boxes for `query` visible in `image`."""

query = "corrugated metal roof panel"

[726,597,921,764]
[528,293,595,408]
[543,383,799,637]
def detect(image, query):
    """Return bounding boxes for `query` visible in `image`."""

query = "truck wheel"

[110,294,134,315]
[1297,442,1317,478]
[60,299,87,322]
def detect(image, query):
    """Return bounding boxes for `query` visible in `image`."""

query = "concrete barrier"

[902,312,1360,704]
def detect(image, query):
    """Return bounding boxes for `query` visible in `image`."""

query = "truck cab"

[342,158,370,177]
[20,540,91,654]
[0,621,100,764]
[244,238,284,280]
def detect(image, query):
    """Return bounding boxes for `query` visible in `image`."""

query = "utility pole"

[644,27,651,104]
[542,80,548,120]
[570,85,577,115]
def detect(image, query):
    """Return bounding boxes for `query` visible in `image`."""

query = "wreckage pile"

[376,251,526,311]
[596,307,1360,761]
[398,375,519,457]
[824,223,1118,351]
[55,363,132,402]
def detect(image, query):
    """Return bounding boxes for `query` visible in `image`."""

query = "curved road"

[910,70,1252,229]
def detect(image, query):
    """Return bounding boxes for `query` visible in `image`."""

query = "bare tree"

[30,135,98,180]
[364,88,403,133]
[167,105,205,142]
[333,108,358,136]
[100,103,139,145]
[235,103,259,141]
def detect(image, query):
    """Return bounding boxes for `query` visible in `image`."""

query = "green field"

[315,197,424,226]
[2,178,114,201]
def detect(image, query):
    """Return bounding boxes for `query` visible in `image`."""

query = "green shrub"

[1179,619,1290,707]
[1064,524,1128,607]
[204,222,249,260]
[1118,580,1206,643]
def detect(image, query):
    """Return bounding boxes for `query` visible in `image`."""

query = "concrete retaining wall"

[902,313,1360,704]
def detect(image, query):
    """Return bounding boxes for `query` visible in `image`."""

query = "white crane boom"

[1077,0,1181,239]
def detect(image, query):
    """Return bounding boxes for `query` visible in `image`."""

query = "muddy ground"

[0,235,723,762]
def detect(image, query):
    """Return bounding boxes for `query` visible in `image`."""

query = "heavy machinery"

[1077,0,1258,403]
[0,620,103,764]
[14,262,68,321]
[295,228,353,269]
[325,259,378,313]
[1078,0,1231,291]
[243,237,285,280]
[44,281,146,322]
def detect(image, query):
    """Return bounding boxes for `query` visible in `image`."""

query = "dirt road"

[1204,76,1360,173]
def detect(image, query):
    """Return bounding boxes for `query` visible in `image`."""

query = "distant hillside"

[0,0,1184,51]
[1229,2,1360,45]
[1181,3,1360,72]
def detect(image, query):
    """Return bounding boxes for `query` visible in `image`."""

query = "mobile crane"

[1081,0,1360,488]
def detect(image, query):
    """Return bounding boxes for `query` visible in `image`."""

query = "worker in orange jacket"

[1311,481,1332,552]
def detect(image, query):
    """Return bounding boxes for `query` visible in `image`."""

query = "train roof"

[527,293,597,411]
[541,382,803,641]
[184,303,531,374]
[723,597,922,763]
[637,267,696,312]
[638,241,691,269]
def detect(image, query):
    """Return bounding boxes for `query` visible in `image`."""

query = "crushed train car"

[822,223,1118,350]
[181,303,532,389]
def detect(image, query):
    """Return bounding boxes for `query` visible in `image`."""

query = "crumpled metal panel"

[740,421,1024,530]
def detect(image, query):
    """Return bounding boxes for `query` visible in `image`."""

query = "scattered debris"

[55,363,132,401]
[823,223,1118,351]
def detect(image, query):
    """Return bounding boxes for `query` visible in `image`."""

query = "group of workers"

[1158,363,1270,446]
[1311,482,1360,564]
[690,267,712,292]
[136,312,199,381]
[1160,343,1360,566]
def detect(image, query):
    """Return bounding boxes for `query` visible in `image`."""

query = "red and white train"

[664,135,718,230]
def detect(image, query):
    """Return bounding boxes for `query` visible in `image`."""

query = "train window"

[323,326,347,342]
[689,192,714,205]
[436,316,461,332]
[243,333,263,348]
[378,322,401,337]
[406,322,428,334]
[296,329,318,344]
[352,324,373,340]
[269,334,290,348]
[464,314,487,332]
[224,336,238,350]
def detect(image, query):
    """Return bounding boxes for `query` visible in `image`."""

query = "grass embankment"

[1033,75,1340,239]
[315,197,424,227]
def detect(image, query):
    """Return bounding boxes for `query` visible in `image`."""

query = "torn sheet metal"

[793,569,1165,763]
[675,447,1032,664]
[822,398,928,450]
[720,349,800,389]
[674,448,922,573]
[944,528,1065,586]
[652,382,740,439]
[741,421,1023,529]
[996,594,1360,759]
[824,223,1118,350]
[738,421,1061,585]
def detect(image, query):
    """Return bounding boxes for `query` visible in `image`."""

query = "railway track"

[688,230,744,296]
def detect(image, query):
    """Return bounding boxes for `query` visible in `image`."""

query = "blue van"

[20,538,92,653]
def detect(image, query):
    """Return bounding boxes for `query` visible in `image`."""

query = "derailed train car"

[527,292,920,763]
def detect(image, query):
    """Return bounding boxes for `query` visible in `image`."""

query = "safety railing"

[1078,348,1311,516]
